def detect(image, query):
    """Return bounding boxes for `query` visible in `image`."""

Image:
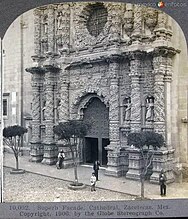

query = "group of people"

[56,150,167,196]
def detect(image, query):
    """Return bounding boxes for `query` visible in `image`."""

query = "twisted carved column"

[153,51,166,137]
[131,5,142,42]
[42,64,60,165]
[150,48,176,183]
[33,9,41,56]
[59,81,69,122]
[129,51,143,132]
[126,51,143,180]
[105,59,122,177]
[25,66,45,162]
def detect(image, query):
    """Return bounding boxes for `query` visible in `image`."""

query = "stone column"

[154,11,168,46]
[33,8,41,56]
[153,51,166,137]
[131,5,142,44]
[25,65,45,162]
[47,5,55,53]
[129,51,142,132]
[126,51,143,180]
[150,48,176,183]
[105,59,122,177]
[42,57,61,165]
[59,69,69,122]
[27,9,43,162]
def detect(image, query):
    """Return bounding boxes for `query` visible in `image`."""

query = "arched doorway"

[83,97,109,166]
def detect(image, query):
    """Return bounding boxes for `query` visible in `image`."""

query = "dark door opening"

[102,138,110,165]
[85,137,98,164]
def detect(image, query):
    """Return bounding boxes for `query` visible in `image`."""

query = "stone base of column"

[41,143,58,165]
[29,142,43,162]
[150,148,175,184]
[105,147,123,177]
[119,148,129,176]
[126,147,143,180]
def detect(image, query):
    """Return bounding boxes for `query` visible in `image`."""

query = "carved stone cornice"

[153,46,177,58]
[26,66,45,75]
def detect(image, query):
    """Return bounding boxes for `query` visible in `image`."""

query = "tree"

[54,120,91,186]
[127,131,164,199]
[3,125,27,170]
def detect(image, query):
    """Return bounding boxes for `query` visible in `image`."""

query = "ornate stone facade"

[26,2,179,182]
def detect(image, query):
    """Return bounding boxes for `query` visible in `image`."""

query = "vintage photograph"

[1,0,188,205]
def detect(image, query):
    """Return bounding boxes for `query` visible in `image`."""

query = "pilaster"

[41,54,61,165]
[47,5,55,53]
[153,50,166,137]
[59,68,69,122]
[26,60,45,162]
[105,59,121,177]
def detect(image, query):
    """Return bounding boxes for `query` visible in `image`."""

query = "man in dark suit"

[93,160,100,181]
[159,169,167,196]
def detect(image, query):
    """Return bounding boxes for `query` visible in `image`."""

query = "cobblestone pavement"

[3,167,135,202]
[3,153,188,201]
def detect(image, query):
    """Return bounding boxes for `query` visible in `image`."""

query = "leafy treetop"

[3,125,27,138]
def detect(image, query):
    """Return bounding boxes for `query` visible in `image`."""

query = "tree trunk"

[74,161,78,185]
[141,174,145,199]
[70,147,79,185]
[15,155,19,170]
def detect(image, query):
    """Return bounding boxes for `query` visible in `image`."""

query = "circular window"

[86,3,108,37]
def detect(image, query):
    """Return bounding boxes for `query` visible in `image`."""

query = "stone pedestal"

[126,147,143,180]
[105,147,122,177]
[30,142,43,162]
[119,148,129,176]
[150,148,175,183]
[41,144,58,165]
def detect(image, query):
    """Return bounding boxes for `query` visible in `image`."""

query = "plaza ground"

[3,153,188,202]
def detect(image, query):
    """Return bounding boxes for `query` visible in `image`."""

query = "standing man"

[93,160,100,181]
[56,150,65,169]
[159,169,167,196]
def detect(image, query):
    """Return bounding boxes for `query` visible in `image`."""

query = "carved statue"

[56,11,63,35]
[145,97,154,121]
[42,100,46,121]
[124,98,131,121]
